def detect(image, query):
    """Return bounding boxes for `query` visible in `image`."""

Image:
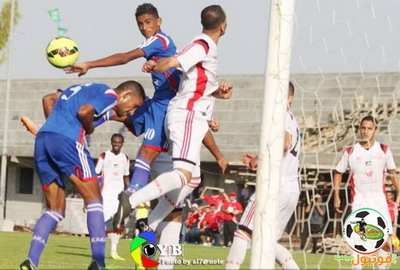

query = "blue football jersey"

[39,83,118,143]
[139,31,181,105]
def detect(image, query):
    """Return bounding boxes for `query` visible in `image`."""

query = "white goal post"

[250,0,296,268]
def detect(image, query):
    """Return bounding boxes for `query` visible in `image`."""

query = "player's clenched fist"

[142,60,157,73]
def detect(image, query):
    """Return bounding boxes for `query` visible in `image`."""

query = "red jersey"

[222,201,243,222]
[203,195,226,210]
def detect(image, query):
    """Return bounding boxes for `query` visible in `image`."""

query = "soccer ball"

[46,36,79,68]
[342,208,390,255]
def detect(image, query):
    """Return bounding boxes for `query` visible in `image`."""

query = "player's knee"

[140,146,161,161]
[176,168,192,183]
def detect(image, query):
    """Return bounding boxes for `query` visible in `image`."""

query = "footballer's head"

[135,3,161,39]
[201,5,227,37]
[114,80,145,117]
[111,133,124,154]
[359,115,377,142]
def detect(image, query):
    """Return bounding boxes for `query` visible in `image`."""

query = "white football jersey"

[280,110,301,193]
[335,141,396,207]
[168,33,218,113]
[95,150,130,198]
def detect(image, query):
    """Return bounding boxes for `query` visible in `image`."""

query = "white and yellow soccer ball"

[46,36,79,68]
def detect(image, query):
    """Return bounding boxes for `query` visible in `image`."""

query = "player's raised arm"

[42,90,62,118]
[65,49,145,77]
[77,104,95,135]
[142,57,181,73]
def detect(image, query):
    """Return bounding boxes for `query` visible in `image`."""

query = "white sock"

[148,177,201,231]
[275,243,299,270]
[226,230,250,269]
[109,233,121,256]
[157,221,182,270]
[129,170,187,209]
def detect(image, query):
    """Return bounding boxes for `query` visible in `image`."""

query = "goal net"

[254,0,400,269]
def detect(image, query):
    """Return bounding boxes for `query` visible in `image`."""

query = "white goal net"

[256,0,400,269]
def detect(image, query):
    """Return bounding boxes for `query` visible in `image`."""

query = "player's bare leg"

[69,174,106,270]
[20,182,66,270]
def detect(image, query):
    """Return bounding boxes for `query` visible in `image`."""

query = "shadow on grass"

[57,251,91,258]
[57,245,87,250]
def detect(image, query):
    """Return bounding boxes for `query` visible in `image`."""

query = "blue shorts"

[129,98,169,152]
[34,132,97,190]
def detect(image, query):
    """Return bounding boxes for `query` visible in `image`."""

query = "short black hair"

[360,115,377,129]
[115,80,146,100]
[135,3,159,18]
[111,133,124,143]
[201,5,226,30]
[289,81,295,96]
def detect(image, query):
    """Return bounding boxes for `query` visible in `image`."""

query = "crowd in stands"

[181,185,250,247]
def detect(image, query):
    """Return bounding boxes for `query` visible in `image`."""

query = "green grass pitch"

[0,231,395,269]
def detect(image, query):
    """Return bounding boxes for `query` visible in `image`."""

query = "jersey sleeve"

[139,36,165,58]
[385,147,397,170]
[95,153,105,175]
[176,41,208,73]
[90,89,118,116]
[335,150,350,173]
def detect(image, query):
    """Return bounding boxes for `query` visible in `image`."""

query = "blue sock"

[127,156,151,193]
[86,201,106,267]
[28,210,64,266]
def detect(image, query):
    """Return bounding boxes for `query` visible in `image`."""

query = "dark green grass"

[1,231,396,269]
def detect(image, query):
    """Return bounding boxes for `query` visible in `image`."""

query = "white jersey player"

[333,116,400,268]
[226,82,301,270]
[95,133,130,261]
[115,5,233,224]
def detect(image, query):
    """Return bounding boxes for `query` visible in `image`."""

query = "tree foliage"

[0,0,20,65]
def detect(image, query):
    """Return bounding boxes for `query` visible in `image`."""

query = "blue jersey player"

[65,4,181,216]
[20,81,145,270]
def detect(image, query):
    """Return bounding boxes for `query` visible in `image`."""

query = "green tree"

[0,0,20,64]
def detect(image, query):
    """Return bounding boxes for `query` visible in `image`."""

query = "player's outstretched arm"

[333,171,343,214]
[142,57,181,73]
[202,130,228,174]
[212,81,233,99]
[77,104,95,135]
[65,49,145,77]
[42,90,62,118]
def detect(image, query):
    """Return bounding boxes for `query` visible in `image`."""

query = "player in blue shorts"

[65,4,181,219]
[19,81,145,270]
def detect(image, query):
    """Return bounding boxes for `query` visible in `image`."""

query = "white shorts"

[102,197,119,221]
[239,191,300,239]
[165,108,209,172]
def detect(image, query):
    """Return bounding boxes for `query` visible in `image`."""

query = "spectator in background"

[200,186,228,211]
[199,204,224,246]
[185,204,201,243]
[300,194,326,253]
[222,191,243,247]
